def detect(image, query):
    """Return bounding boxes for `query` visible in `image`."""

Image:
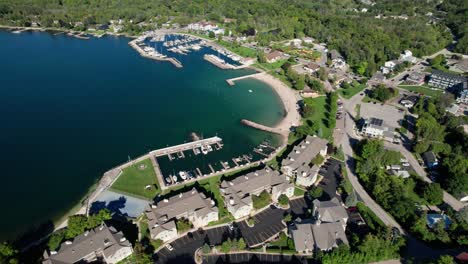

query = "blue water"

[0,30,284,240]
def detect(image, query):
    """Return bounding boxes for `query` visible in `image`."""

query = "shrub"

[309,187,323,199]
[278,194,289,206]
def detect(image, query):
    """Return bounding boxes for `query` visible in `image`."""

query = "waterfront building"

[281,135,328,177]
[145,188,219,242]
[42,224,133,264]
[220,167,294,219]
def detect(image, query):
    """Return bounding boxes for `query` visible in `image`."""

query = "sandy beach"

[250,72,301,139]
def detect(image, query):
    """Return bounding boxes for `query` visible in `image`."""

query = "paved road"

[384,142,464,211]
[339,93,405,233]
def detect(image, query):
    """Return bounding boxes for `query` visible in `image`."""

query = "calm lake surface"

[0,30,284,240]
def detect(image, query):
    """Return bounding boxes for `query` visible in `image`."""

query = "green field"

[338,84,366,99]
[217,40,257,58]
[110,158,160,200]
[302,96,333,139]
[398,85,443,97]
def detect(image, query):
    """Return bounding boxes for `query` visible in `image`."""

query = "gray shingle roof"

[145,188,218,234]
[220,167,292,211]
[313,198,348,223]
[282,135,328,171]
[43,224,131,264]
[290,218,348,252]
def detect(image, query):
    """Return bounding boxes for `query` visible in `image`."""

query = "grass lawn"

[217,40,257,58]
[302,96,333,139]
[110,158,160,200]
[294,187,306,196]
[398,85,443,97]
[338,84,366,99]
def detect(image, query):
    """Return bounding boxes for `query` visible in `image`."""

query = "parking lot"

[203,253,309,264]
[155,198,310,263]
[238,205,287,247]
[155,226,238,264]
[318,158,343,200]
[360,102,405,127]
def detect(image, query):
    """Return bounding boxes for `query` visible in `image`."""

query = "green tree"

[48,229,66,251]
[421,183,443,205]
[309,186,323,199]
[176,218,192,233]
[278,194,289,206]
[66,214,89,239]
[202,243,211,254]
[0,242,17,264]
[436,255,455,264]
[134,242,152,264]
[283,214,292,223]
[208,31,215,38]
[221,238,232,253]
[238,238,246,250]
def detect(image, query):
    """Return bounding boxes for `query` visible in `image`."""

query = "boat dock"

[150,136,223,157]
[204,54,235,69]
[241,119,285,135]
[129,39,183,68]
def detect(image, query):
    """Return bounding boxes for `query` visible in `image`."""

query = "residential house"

[302,37,314,44]
[290,218,348,253]
[400,95,419,108]
[360,118,395,142]
[281,135,328,177]
[220,167,294,219]
[265,50,284,63]
[406,71,426,85]
[455,252,468,264]
[454,59,468,73]
[329,49,346,69]
[399,50,417,63]
[369,71,386,85]
[428,70,467,91]
[303,62,320,74]
[145,188,218,242]
[42,224,133,264]
[381,61,397,74]
[422,151,438,169]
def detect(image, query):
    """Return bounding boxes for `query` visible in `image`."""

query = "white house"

[399,50,417,63]
[381,60,397,74]
[361,118,395,142]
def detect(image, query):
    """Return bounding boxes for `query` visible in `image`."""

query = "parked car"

[165,244,174,251]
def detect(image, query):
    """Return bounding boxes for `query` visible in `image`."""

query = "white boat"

[249,90,253,93]
[179,171,187,180]
[207,145,213,152]
[172,175,178,182]
[201,145,209,155]
[165,177,173,184]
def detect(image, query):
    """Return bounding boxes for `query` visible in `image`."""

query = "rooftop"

[282,135,328,171]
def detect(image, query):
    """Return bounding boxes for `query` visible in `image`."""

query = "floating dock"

[150,136,222,157]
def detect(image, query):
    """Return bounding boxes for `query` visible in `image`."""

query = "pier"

[204,54,235,69]
[129,39,183,68]
[226,72,264,85]
[241,119,285,136]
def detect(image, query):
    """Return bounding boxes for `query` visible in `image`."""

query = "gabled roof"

[44,224,131,264]
[313,198,348,223]
[290,218,348,252]
[221,167,292,211]
[282,135,328,171]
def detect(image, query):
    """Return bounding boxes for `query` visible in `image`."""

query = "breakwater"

[129,39,183,68]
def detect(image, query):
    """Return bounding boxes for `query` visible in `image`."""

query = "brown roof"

[265,50,283,61]
[305,62,320,71]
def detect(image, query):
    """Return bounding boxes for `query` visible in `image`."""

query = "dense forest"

[0,0,464,73]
